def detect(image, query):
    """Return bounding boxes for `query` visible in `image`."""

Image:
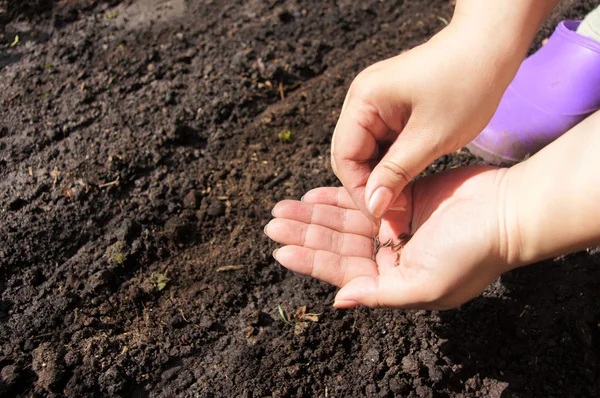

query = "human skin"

[331,0,560,221]
[265,111,600,309]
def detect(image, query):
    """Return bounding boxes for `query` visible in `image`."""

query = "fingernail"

[368,187,394,218]
[300,195,305,202]
[272,248,280,259]
[333,299,360,309]
[264,223,269,235]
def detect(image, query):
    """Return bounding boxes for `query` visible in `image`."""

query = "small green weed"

[277,304,293,326]
[278,129,292,143]
[113,253,127,265]
[151,273,169,291]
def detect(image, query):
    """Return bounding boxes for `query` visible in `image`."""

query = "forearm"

[504,111,600,268]
[448,0,559,85]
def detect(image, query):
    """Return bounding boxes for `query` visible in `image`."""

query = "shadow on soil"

[436,252,600,396]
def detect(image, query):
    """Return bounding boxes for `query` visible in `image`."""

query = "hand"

[264,165,513,310]
[331,24,521,220]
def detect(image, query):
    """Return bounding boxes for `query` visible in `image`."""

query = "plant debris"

[216,264,246,272]
[276,305,320,333]
[294,305,320,323]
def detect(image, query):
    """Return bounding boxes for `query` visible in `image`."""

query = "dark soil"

[1,0,599,397]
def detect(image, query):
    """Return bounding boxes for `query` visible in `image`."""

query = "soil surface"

[1,0,600,397]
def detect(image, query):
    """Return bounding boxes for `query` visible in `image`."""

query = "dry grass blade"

[216,265,246,272]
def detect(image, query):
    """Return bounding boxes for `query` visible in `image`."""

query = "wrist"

[499,162,561,271]
[501,110,600,269]
[497,165,528,271]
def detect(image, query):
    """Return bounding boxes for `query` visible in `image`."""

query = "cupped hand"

[264,165,513,310]
[332,24,519,221]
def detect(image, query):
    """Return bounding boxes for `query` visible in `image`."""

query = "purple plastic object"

[467,21,600,165]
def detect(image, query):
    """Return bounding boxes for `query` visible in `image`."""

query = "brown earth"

[1,0,599,397]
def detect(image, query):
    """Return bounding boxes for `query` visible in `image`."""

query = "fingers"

[333,245,448,310]
[364,119,440,218]
[271,199,378,237]
[331,78,395,220]
[301,187,359,210]
[333,270,447,310]
[273,245,378,287]
[265,218,373,258]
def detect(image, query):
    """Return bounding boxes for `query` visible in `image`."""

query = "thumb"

[364,125,440,218]
[333,276,380,308]
[332,272,428,309]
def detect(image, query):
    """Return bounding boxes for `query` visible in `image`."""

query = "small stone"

[207,200,225,217]
[364,348,380,363]
[115,219,141,243]
[183,190,200,209]
[164,216,191,241]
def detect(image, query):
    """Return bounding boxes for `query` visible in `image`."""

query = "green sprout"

[41,93,50,99]
[278,129,292,143]
[277,304,293,326]
[151,273,169,291]
[112,253,127,265]
[105,11,120,19]
[10,35,19,47]
[44,63,53,69]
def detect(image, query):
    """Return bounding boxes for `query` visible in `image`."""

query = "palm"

[265,166,507,309]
